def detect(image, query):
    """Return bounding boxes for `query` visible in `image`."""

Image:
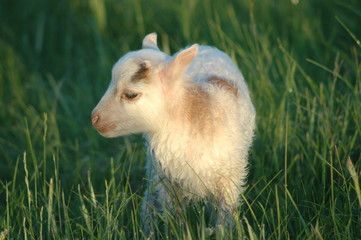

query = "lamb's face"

[91,49,167,137]
[91,33,198,138]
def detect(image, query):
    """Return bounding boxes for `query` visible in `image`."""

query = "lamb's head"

[91,33,199,138]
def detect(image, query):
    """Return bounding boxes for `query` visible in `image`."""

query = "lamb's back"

[185,46,251,103]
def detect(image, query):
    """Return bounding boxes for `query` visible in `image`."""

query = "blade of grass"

[336,17,361,48]
[285,188,311,237]
[47,178,54,239]
[347,157,361,207]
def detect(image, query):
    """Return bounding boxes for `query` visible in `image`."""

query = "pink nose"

[92,114,99,126]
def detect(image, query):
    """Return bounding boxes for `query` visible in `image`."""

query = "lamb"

[91,33,256,232]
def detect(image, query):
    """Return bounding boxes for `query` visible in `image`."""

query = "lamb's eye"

[122,92,139,100]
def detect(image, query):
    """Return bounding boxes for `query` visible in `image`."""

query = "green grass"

[0,0,360,239]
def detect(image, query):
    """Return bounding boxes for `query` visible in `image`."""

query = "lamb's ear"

[142,33,159,50]
[162,44,199,80]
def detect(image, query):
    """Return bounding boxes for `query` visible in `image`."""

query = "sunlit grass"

[0,0,360,239]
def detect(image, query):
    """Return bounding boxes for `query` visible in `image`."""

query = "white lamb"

[91,33,256,231]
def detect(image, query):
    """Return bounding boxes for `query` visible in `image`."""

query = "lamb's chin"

[100,128,142,138]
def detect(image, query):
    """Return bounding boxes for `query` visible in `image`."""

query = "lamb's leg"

[141,179,165,236]
[142,177,181,236]
[215,182,241,228]
[141,151,165,236]
[141,149,185,235]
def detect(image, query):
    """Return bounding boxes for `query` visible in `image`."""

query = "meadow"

[0,0,360,239]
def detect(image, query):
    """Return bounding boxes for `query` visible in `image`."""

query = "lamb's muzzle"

[91,111,116,134]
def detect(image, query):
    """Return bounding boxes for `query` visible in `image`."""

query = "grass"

[0,0,360,239]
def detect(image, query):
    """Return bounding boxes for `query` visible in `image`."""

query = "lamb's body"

[147,46,254,198]
[91,33,255,231]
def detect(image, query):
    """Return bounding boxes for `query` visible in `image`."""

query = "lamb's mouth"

[96,123,116,134]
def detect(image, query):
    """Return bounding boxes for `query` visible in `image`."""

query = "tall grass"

[0,0,360,239]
